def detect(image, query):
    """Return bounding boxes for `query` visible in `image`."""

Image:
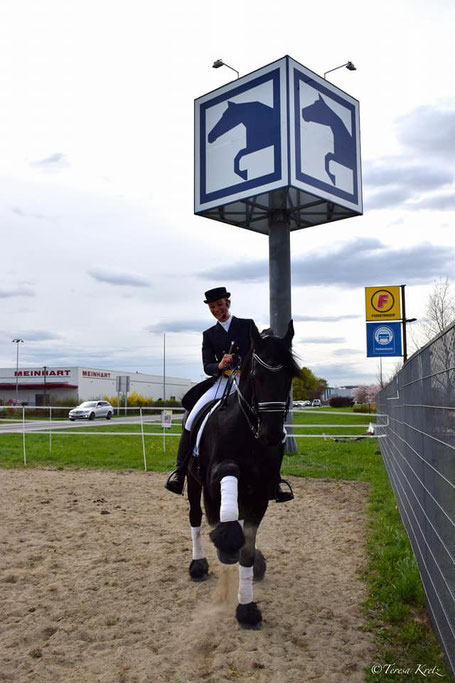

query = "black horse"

[185,321,301,629]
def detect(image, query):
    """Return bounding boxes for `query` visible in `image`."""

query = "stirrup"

[275,478,294,503]
[165,469,185,495]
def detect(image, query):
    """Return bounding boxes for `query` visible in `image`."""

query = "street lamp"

[12,338,24,404]
[212,59,240,79]
[324,61,356,79]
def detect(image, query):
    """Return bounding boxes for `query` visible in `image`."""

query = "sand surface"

[1,469,375,682]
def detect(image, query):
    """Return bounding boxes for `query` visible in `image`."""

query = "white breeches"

[185,376,236,432]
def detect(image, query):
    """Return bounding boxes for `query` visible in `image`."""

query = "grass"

[0,408,451,680]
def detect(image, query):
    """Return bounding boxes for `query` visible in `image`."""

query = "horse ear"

[250,322,262,348]
[282,320,294,348]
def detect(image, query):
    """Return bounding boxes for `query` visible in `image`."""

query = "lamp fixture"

[212,59,240,79]
[324,61,357,79]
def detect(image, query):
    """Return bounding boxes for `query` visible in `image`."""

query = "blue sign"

[366,322,403,357]
[195,56,362,225]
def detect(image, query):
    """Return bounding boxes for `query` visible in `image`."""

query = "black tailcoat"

[202,316,254,376]
[181,316,253,412]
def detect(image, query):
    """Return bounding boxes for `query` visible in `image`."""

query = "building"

[323,385,359,401]
[0,366,195,406]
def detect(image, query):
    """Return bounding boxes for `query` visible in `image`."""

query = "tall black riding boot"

[165,429,193,495]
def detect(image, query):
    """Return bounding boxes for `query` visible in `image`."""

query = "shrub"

[329,395,354,408]
[353,403,376,413]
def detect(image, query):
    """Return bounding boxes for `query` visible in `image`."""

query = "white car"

[69,401,113,421]
[312,399,322,407]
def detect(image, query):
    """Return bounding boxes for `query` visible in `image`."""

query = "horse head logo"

[208,100,275,181]
[301,95,355,186]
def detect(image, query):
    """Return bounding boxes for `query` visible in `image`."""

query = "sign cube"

[195,55,362,233]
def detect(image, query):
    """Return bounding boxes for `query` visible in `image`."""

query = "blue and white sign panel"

[195,59,288,213]
[195,56,362,217]
[288,57,362,213]
[366,322,403,357]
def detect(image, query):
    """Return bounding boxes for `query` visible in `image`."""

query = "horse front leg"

[209,463,245,564]
[234,148,248,180]
[325,152,336,185]
[187,473,209,582]
[236,521,265,629]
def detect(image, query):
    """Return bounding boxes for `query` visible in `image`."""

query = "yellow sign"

[365,286,401,321]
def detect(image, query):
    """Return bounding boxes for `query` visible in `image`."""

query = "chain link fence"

[376,322,455,676]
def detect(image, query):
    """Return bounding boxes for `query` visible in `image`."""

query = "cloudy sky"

[1,0,454,386]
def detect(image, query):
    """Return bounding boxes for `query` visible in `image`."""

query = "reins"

[233,349,290,439]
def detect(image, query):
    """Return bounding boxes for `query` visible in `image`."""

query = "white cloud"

[88,267,151,288]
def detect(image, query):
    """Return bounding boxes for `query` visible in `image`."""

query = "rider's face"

[208,298,230,322]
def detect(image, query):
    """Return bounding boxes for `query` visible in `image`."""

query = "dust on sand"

[0,469,375,682]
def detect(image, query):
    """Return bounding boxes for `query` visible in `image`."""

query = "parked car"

[302,400,311,406]
[312,399,322,407]
[69,401,113,421]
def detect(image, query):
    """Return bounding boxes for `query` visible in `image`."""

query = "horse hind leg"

[253,548,266,581]
[187,474,209,582]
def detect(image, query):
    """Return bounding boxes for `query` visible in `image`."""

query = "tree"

[293,367,328,400]
[410,278,455,352]
[354,384,381,404]
[422,277,455,339]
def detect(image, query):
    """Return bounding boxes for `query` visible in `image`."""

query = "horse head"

[247,321,300,446]
[208,101,241,143]
[301,94,332,125]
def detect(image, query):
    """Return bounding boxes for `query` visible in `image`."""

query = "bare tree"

[409,278,455,352]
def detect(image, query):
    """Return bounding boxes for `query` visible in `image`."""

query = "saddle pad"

[193,399,222,457]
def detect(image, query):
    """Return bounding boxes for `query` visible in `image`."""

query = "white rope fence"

[0,405,380,469]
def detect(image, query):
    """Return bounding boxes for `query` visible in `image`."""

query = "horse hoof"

[236,602,262,629]
[209,521,245,556]
[216,548,239,565]
[253,549,266,581]
[189,558,209,582]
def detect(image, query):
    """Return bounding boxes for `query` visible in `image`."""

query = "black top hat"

[204,287,231,303]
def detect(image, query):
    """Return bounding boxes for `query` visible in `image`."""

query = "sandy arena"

[1,469,375,682]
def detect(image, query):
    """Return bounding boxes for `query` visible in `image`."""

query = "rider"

[165,287,293,503]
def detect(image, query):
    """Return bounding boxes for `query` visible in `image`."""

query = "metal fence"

[376,322,455,676]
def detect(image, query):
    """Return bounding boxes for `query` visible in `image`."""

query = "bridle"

[234,350,290,439]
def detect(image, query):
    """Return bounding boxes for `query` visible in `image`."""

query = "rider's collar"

[218,315,232,332]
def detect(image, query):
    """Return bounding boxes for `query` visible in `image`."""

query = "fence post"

[140,408,147,471]
[22,405,27,467]
[49,405,52,454]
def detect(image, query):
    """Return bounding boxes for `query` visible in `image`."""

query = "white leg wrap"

[191,526,204,560]
[220,476,238,522]
[238,565,254,605]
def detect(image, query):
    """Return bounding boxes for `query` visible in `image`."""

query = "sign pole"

[268,192,297,453]
[401,284,408,363]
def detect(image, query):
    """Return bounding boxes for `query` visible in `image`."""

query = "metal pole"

[16,342,19,403]
[43,366,47,407]
[401,285,408,364]
[268,191,298,453]
[12,338,23,404]
[163,333,166,402]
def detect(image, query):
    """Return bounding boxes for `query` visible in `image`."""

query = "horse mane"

[240,328,302,382]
